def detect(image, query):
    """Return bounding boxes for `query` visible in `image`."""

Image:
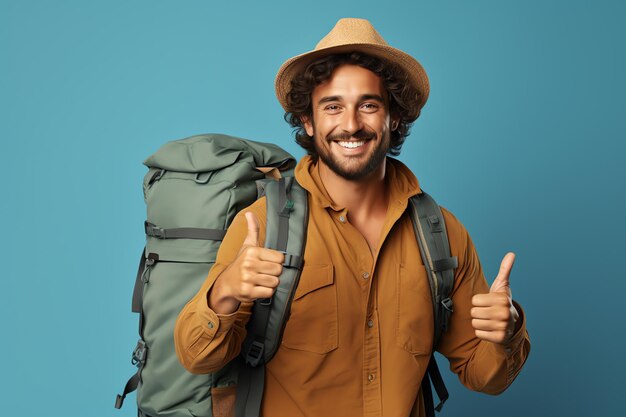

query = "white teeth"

[337,141,366,148]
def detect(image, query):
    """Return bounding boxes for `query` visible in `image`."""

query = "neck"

[318,158,389,216]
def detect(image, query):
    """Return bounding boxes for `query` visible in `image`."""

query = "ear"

[391,117,400,131]
[301,116,314,137]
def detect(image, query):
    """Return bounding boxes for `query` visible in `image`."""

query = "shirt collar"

[294,155,422,211]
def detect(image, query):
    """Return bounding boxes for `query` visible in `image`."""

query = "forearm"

[174,273,253,374]
[208,266,243,314]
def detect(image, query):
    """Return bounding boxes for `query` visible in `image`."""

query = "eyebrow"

[317,94,386,106]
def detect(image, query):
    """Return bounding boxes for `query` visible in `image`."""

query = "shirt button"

[208,321,214,329]
[367,319,374,328]
[362,272,370,279]
[368,373,375,382]
[339,215,346,223]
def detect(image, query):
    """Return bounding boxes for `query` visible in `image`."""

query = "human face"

[303,64,397,181]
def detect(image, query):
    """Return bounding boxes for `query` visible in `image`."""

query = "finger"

[474,329,508,344]
[250,274,280,289]
[233,276,279,300]
[471,318,509,331]
[470,305,511,321]
[242,212,260,247]
[256,248,285,264]
[247,285,278,301]
[472,292,510,307]
[490,252,515,293]
[252,260,283,277]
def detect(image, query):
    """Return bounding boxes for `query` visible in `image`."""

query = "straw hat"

[275,18,429,113]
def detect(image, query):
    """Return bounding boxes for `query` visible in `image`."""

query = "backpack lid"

[143,133,296,173]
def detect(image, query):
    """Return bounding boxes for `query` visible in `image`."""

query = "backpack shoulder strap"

[236,177,308,417]
[408,191,458,417]
[408,191,458,340]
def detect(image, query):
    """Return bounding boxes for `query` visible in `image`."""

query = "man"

[175,18,530,417]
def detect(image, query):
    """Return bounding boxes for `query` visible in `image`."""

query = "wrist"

[208,275,240,314]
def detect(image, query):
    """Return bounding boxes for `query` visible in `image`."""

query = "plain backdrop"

[1,1,624,416]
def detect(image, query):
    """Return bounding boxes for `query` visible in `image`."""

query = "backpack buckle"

[281,252,304,270]
[427,215,442,232]
[259,297,272,306]
[245,340,265,367]
[131,340,147,366]
[279,200,294,217]
[144,221,165,238]
[440,298,454,332]
[147,169,164,186]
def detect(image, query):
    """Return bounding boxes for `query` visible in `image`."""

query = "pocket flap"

[294,264,334,300]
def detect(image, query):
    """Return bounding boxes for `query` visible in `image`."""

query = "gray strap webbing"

[427,356,448,412]
[131,247,147,313]
[408,192,457,340]
[235,358,266,417]
[114,371,139,409]
[144,221,226,240]
[276,177,293,250]
[421,356,449,417]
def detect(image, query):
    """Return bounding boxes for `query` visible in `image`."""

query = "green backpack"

[115,133,457,417]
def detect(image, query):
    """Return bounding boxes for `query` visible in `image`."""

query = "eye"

[324,104,342,114]
[361,103,379,112]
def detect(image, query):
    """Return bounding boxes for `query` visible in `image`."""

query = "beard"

[314,127,390,181]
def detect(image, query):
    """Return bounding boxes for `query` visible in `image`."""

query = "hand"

[471,252,520,345]
[209,212,284,314]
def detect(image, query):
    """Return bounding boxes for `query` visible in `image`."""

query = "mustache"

[326,129,377,142]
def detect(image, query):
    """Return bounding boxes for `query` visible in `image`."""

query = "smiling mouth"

[335,140,367,149]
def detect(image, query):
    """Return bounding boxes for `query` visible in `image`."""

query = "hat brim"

[275,43,429,113]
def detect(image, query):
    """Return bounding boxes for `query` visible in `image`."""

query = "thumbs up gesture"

[471,252,520,345]
[209,212,285,314]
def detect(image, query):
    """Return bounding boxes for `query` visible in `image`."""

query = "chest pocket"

[396,263,434,355]
[281,264,338,354]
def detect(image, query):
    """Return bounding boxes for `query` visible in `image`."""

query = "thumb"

[490,252,515,294]
[242,211,260,248]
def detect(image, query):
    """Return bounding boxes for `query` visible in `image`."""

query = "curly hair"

[283,52,424,158]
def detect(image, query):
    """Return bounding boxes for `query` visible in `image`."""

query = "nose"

[340,106,363,135]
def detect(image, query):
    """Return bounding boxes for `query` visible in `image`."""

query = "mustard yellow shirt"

[175,155,530,417]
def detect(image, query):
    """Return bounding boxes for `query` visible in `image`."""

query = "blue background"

[1,0,624,416]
